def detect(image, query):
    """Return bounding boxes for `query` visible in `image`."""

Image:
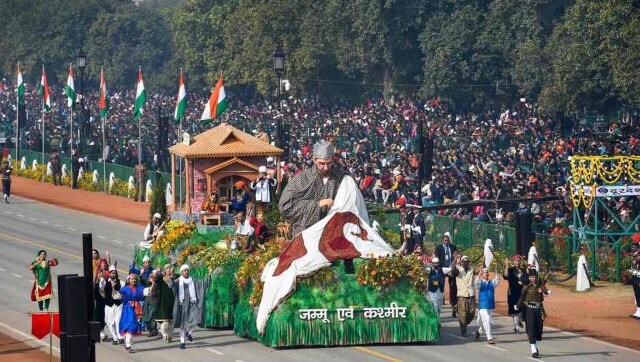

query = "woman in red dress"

[29,250,58,311]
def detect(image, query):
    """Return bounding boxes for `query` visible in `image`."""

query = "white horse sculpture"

[61,164,68,178]
[32,159,38,171]
[46,161,53,176]
[165,182,173,206]
[109,172,116,191]
[145,179,153,202]
[20,157,27,170]
[127,176,135,198]
[92,170,99,184]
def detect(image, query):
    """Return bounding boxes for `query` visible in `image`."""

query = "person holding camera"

[251,166,277,214]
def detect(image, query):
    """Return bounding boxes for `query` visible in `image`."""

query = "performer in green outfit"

[29,250,58,311]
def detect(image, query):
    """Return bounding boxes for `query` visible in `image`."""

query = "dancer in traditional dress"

[118,274,146,353]
[173,264,210,350]
[100,265,124,345]
[516,268,551,358]
[427,257,445,317]
[475,268,499,344]
[156,264,176,343]
[503,256,528,333]
[630,251,640,319]
[29,250,58,311]
[451,252,476,336]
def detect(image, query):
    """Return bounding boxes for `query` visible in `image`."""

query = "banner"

[31,312,60,339]
[573,185,640,197]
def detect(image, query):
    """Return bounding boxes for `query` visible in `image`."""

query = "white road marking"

[112,239,123,244]
[545,326,640,355]
[235,360,246,362]
[0,321,60,353]
[0,267,5,272]
[129,243,135,247]
[485,345,507,352]
[446,333,467,340]
[4,210,11,214]
[97,236,107,239]
[41,220,49,224]
[53,224,62,227]
[68,227,76,231]
[11,273,23,278]
[526,357,544,362]
[28,217,36,221]
[17,214,24,217]
[206,348,225,355]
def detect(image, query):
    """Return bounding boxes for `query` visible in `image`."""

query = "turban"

[180,264,190,272]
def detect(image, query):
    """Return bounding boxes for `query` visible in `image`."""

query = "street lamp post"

[273,44,285,150]
[77,49,87,157]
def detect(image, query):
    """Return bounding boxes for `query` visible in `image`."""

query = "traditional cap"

[163,263,173,271]
[443,232,451,239]
[258,166,267,173]
[109,265,117,272]
[180,264,190,272]
[461,255,470,261]
[432,257,440,264]
[312,140,335,159]
[127,274,139,281]
[143,255,151,263]
[393,169,402,176]
[528,268,538,277]
[153,213,161,219]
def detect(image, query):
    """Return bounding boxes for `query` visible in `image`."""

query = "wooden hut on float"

[169,123,283,216]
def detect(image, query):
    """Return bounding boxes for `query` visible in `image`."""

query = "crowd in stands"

[2,81,640,224]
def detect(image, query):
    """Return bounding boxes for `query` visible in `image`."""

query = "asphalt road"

[0,195,638,362]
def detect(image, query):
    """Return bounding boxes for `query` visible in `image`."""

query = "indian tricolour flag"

[16,63,24,106]
[201,76,227,122]
[133,67,146,120]
[64,65,76,110]
[174,69,187,122]
[39,66,51,111]
[99,67,109,118]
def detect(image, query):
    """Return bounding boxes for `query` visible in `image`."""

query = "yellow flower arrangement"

[151,220,195,254]
[356,255,428,293]
[236,238,287,307]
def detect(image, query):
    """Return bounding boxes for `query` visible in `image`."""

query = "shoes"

[124,346,130,352]
[180,343,186,350]
[187,333,193,343]
[475,331,480,341]
[519,321,524,328]
[532,352,539,358]
[118,339,124,345]
[112,341,118,345]
[128,348,135,354]
[148,330,158,337]
[631,315,640,319]
[488,339,495,344]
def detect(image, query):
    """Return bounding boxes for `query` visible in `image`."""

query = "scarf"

[179,276,196,303]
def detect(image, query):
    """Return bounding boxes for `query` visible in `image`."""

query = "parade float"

[131,124,439,346]
[132,176,440,347]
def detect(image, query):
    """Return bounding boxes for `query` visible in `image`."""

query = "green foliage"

[149,181,167,220]
[4,0,640,112]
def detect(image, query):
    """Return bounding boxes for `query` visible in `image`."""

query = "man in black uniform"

[435,232,458,316]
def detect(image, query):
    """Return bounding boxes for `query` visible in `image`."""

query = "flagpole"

[41,65,45,182]
[101,66,107,193]
[179,116,183,209]
[69,64,74,187]
[137,66,142,167]
[15,61,20,164]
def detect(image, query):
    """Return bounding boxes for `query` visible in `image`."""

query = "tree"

[149,179,167,220]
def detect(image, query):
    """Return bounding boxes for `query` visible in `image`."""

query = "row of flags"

[14,64,227,123]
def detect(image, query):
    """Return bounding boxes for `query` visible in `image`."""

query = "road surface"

[0,196,638,362]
